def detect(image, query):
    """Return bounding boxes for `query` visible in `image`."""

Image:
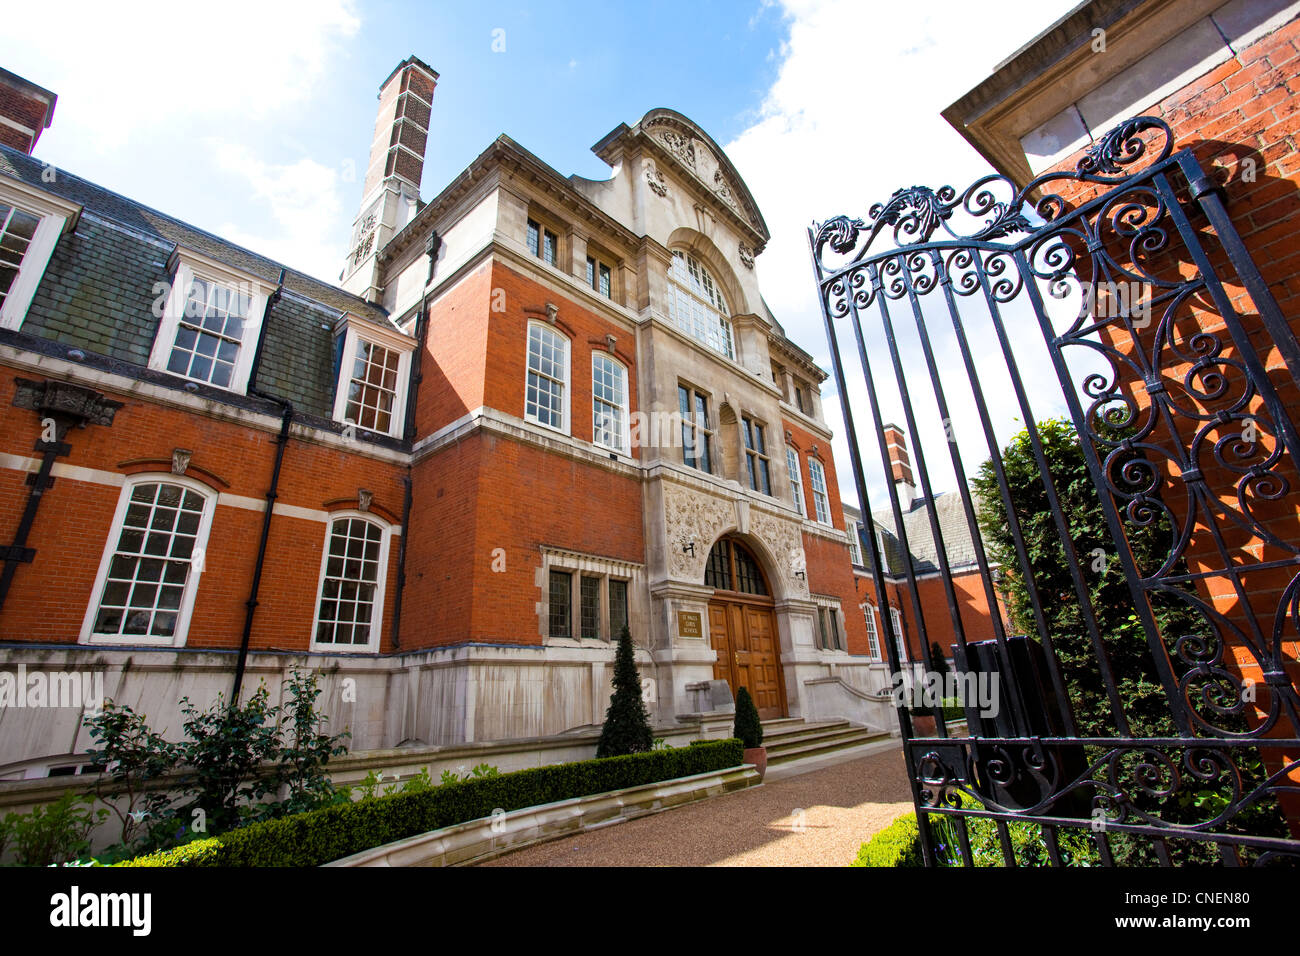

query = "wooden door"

[708,599,784,720]
[743,605,783,719]
[708,603,731,685]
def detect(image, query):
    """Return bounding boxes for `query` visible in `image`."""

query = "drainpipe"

[389,234,436,651]
[231,270,290,702]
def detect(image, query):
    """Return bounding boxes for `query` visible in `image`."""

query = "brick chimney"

[342,55,438,301]
[0,67,56,155]
[884,423,916,510]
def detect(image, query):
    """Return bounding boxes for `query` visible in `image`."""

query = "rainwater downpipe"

[231,269,291,702]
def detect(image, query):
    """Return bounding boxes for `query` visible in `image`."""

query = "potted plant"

[733,686,766,779]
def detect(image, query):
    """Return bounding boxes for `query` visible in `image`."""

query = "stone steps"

[759,717,892,767]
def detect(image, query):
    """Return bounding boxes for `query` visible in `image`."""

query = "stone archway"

[704,535,786,719]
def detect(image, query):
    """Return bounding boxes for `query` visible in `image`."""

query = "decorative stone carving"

[750,507,809,598]
[546,302,559,325]
[656,129,696,169]
[644,160,667,197]
[171,448,192,475]
[738,242,754,269]
[644,112,764,235]
[13,378,123,426]
[714,169,738,210]
[358,489,373,513]
[663,483,809,599]
[664,483,732,580]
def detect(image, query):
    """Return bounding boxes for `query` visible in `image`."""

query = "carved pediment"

[642,111,766,240]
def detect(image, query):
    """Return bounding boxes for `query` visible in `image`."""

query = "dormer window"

[667,250,734,360]
[0,178,81,332]
[148,247,275,394]
[331,315,415,439]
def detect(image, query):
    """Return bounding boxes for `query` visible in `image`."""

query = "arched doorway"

[705,536,786,719]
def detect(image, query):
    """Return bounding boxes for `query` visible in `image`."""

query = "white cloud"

[0,1,362,283]
[0,0,360,152]
[725,0,1082,511]
[209,143,347,281]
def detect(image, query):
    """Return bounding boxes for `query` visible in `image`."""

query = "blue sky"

[1,0,1085,507]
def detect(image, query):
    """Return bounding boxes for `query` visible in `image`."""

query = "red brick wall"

[417,260,493,438]
[1028,16,1300,818]
[485,261,638,452]
[400,430,643,649]
[1034,19,1300,673]
[802,529,867,654]
[853,568,1002,666]
[0,367,405,650]
[0,82,49,154]
[398,259,643,649]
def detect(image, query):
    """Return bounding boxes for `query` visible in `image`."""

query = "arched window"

[82,474,217,644]
[704,537,768,596]
[592,352,628,453]
[525,321,569,433]
[312,512,392,651]
[667,250,734,360]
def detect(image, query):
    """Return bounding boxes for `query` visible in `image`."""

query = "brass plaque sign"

[678,611,703,638]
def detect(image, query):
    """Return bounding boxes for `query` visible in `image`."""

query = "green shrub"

[733,687,763,749]
[82,670,349,858]
[851,812,922,867]
[119,738,744,867]
[853,791,1101,867]
[0,791,107,867]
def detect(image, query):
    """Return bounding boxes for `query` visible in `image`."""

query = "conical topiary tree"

[929,641,951,679]
[733,686,763,750]
[596,625,653,758]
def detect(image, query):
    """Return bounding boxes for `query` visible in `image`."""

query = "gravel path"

[480,745,912,867]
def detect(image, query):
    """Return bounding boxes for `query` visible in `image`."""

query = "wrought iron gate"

[809,116,1300,866]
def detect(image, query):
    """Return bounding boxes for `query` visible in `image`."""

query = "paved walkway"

[480,745,912,867]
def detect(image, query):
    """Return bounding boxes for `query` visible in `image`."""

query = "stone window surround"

[810,593,846,653]
[308,509,395,655]
[0,176,81,332]
[537,546,644,645]
[79,471,218,647]
[330,312,416,439]
[146,246,278,396]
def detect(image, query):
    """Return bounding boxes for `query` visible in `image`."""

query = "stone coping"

[325,763,762,867]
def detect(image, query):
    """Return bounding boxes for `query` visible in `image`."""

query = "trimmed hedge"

[850,811,922,867]
[120,738,744,867]
[852,791,1101,867]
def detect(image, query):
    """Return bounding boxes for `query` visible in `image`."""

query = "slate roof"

[844,490,984,578]
[0,143,394,424]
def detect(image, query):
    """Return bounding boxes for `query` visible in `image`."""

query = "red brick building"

[0,56,883,776]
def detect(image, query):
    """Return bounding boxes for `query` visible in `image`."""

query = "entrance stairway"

[759,717,893,774]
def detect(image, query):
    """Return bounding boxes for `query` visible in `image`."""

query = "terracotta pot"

[744,746,768,779]
[911,715,937,737]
